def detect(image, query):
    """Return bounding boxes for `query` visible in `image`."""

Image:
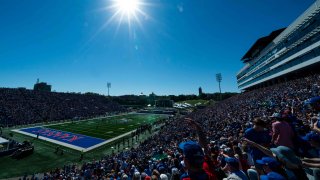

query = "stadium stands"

[0,88,125,127]
[17,72,319,179]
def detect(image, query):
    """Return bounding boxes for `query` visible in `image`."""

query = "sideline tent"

[0,137,9,150]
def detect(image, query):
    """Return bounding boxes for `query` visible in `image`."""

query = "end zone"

[12,127,106,152]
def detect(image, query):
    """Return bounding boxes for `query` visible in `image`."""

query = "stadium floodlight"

[216,73,222,100]
[107,82,111,96]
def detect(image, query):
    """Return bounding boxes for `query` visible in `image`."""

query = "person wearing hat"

[223,157,248,180]
[184,118,218,180]
[132,171,141,180]
[218,147,236,170]
[260,172,286,180]
[271,146,309,180]
[303,131,320,152]
[247,157,287,180]
[270,112,294,149]
[301,132,320,180]
[144,176,151,180]
[140,172,147,180]
[244,117,271,161]
[242,138,308,180]
[121,174,129,180]
[152,169,160,178]
[170,167,180,180]
[159,174,168,180]
[178,141,209,180]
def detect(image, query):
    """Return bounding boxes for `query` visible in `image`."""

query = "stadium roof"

[241,28,286,63]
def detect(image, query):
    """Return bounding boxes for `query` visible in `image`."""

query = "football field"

[0,113,167,179]
[13,113,165,152]
[47,113,159,139]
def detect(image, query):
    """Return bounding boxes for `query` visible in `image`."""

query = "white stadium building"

[237,0,320,91]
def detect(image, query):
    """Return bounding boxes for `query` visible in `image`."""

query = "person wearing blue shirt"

[244,118,271,162]
[223,157,248,180]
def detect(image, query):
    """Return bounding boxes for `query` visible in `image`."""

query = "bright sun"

[114,0,140,19]
[99,0,147,33]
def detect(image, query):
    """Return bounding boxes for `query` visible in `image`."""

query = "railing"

[239,28,320,85]
[239,45,320,89]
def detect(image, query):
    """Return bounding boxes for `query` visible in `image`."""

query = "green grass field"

[47,113,161,140]
[0,113,166,179]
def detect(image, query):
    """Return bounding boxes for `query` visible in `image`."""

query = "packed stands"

[0,88,125,127]
[16,73,319,180]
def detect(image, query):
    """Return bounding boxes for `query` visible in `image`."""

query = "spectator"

[302,132,320,156]
[223,157,248,180]
[0,88,125,127]
[247,157,287,180]
[260,172,286,180]
[243,138,308,180]
[178,141,209,180]
[270,113,295,149]
[244,118,271,161]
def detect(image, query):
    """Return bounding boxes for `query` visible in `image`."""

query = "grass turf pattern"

[46,114,161,140]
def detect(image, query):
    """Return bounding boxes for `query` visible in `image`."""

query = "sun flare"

[94,0,149,37]
[114,0,140,19]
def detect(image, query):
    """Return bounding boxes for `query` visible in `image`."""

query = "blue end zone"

[20,127,105,149]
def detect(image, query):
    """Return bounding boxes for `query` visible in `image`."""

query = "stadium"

[1,0,320,180]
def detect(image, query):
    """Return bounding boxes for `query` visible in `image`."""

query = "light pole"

[216,73,222,100]
[107,82,111,96]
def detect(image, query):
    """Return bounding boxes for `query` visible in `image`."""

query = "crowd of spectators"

[14,73,320,179]
[0,88,125,127]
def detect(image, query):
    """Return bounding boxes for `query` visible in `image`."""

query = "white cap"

[171,167,179,175]
[180,160,185,167]
[134,171,140,177]
[160,174,168,180]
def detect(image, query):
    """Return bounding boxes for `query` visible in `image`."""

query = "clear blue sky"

[0,0,315,96]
